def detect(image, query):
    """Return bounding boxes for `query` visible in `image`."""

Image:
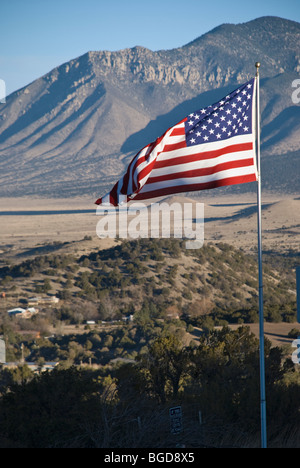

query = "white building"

[7,307,37,318]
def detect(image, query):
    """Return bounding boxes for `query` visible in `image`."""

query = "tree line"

[0,326,299,448]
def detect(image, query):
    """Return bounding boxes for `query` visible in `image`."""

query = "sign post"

[169,406,183,435]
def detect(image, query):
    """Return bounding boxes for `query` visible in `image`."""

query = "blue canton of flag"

[185,79,254,146]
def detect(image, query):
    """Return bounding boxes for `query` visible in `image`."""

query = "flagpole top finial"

[255,62,261,74]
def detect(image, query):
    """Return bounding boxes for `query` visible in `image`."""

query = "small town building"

[27,296,59,307]
[7,307,38,319]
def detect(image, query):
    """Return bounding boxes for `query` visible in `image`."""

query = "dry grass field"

[0,193,299,258]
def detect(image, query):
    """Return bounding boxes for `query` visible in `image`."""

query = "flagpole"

[255,62,267,449]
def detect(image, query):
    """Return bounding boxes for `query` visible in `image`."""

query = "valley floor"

[0,192,299,260]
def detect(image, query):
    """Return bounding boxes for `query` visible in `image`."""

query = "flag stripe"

[163,140,187,152]
[147,157,255,184]
[136,165,256,194]
[137,136,253,186]
[170,126,186,136]
[153,141,253,169]
[154,134,254,162]
[150,148,254,179]
[133,173,258,201]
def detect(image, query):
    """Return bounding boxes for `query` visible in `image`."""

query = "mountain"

[0,16,299,198]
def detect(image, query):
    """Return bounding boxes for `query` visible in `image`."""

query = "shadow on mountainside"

[121,84,239,153]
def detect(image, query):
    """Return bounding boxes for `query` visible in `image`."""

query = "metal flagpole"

[255,62,267,448]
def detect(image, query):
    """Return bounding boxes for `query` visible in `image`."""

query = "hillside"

[0,236,298,450]
[0,238,297,331]
[0,16,299,197]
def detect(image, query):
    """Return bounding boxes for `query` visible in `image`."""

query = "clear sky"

[1,0,300,95]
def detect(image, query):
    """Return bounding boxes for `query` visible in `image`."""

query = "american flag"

[95,78,257,206]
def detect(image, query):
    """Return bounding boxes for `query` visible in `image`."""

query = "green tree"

[0,365,33,394]
[0,367,101,447]
[187,326,296,431]
[136,335,189,403]
[42,278,52,293]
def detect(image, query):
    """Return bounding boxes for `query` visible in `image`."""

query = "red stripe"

[138,157,158,183]
[154,142,253,169]
[109,182,119,206]
[169,126,186,136]
[163,140,187,152]
[120,168,131,195]
[133,173,257,201]
[147,158,255,184]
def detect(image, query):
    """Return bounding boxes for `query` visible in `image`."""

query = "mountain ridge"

[0,16,299,198]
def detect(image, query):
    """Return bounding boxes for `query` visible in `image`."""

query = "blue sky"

[1,0,300,95]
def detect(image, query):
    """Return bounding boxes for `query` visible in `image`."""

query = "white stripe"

[163,133,185,146]
[117,177,124,200]
[101,193,111,204]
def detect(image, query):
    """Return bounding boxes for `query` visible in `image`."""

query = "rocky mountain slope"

[0,16,299,198]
